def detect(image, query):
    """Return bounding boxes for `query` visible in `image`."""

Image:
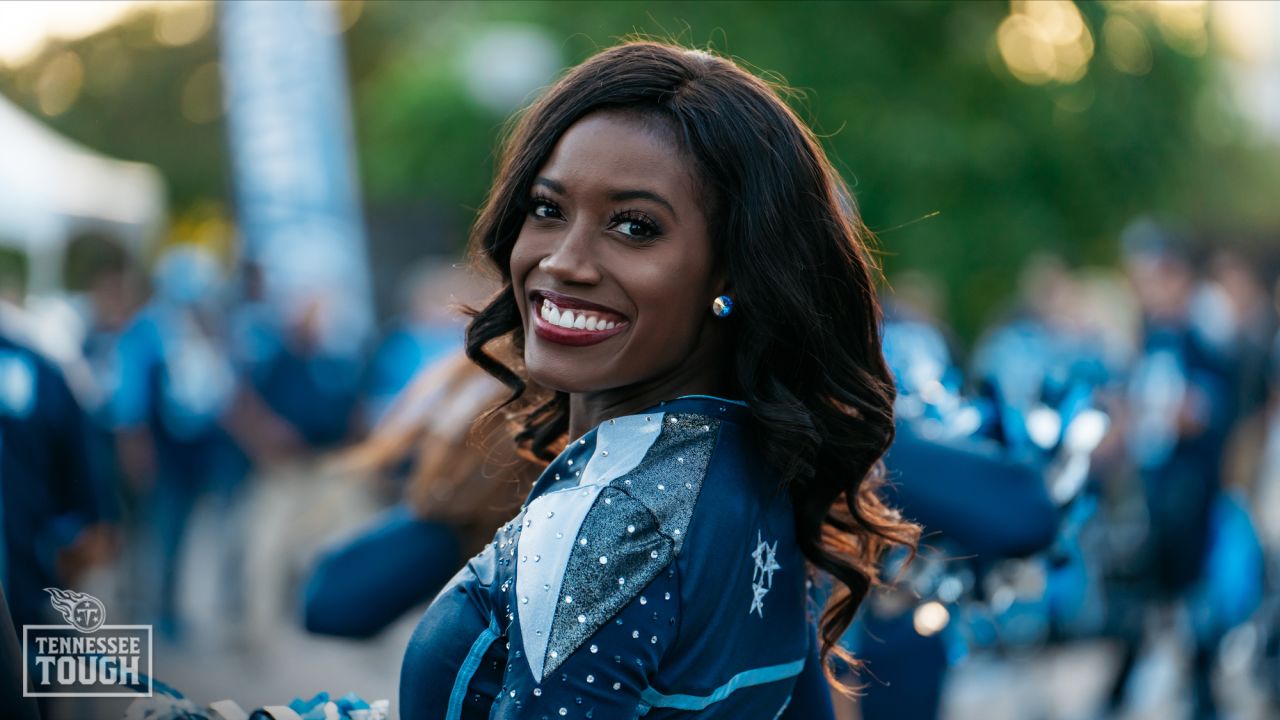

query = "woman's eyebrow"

[609,189,677,218]
[536,177,679,219]
[534,177,566,194]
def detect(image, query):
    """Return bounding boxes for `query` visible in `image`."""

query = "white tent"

[0,92,165,293]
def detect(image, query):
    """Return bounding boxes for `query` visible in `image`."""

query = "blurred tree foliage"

[1,0,1276,340]
[0,8,226,221]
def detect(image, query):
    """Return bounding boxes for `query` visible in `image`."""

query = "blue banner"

[218,0,371,354]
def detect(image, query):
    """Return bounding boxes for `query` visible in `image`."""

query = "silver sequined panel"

[542,488,671,679]
[495,511,529,570]
[541,413,721,677]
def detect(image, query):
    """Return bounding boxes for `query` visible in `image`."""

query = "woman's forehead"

[535,112,700,205]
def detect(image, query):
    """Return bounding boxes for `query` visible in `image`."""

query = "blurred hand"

[1090,391,1129,470]
[224,386,307,466]
[117,429,156,494]
[1177,388,1210,438]
[286,294,329,352]
[56,524,120,583]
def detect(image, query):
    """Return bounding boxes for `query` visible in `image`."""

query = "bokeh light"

[179,61,221,125]
[1102,14,1153,76]
[153,2,212,48]
[35,49,82,116]
[997,0,1094,85]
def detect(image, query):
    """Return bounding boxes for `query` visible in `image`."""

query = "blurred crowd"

[849,219,1277,720]
[2,212,1279,720]
[0,232,467,641]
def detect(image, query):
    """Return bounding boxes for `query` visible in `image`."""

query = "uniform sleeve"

[884,421,1058,558]
[492,560,680,719]
[779,623,835,720]
[400,546,501,720]
[303,505,461,638]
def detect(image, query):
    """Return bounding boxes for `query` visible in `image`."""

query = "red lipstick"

[529,290,630,347]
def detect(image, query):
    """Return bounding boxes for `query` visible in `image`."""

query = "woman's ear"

[712,270,732,299]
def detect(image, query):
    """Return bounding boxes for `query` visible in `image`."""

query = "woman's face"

[509,111,723,396]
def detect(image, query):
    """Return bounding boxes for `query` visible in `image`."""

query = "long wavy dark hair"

[464,40,919,684]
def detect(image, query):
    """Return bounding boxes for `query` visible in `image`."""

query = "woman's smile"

[529,290,630,347]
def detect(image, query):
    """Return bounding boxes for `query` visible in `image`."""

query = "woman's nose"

[538,226,602,285]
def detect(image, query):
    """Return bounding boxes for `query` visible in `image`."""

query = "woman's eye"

[530,200,563,220]
[613,215,660,240]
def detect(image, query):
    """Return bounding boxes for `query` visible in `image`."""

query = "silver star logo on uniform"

[749,530,781,618]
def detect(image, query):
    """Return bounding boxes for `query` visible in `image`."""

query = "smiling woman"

[400,41,919,720]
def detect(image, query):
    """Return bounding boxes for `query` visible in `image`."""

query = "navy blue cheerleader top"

[401,395,820,719]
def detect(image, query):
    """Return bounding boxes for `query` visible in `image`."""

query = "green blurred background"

[2,0,1276,342]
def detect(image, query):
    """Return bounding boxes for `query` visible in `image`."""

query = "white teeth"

[537,298,623,332]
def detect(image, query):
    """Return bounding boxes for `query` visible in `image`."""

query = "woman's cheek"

[508,237,534,282]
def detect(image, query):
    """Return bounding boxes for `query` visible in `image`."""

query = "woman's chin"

[524,356,609,396]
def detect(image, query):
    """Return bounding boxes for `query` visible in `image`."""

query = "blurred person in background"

[303,266,520,638]
[1250,275,1280,712]
[0,584,39,720]
[232,277,364,457]
[360,261,472,429]
[1193,250,1273,423]
[838,295,1062,720]
[0,255,115,633]
[303,350,539,639]
[69,232,146,388]
[972,255,1115,417]
[881,273,964,410]
[223,259,312,465]
[840,422,1061,720]
[108,244,250,640]
[221,257,372,650]
[1201,251,1275,498]
[1110,221,1244,720]
[68,232,148,615]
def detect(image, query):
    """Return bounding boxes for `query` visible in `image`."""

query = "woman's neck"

[567,343,728,440]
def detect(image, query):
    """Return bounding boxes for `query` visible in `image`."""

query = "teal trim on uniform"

[446,617,500,720]
[638,657,806,713]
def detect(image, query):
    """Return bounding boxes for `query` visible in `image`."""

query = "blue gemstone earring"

[711,295,733,318]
